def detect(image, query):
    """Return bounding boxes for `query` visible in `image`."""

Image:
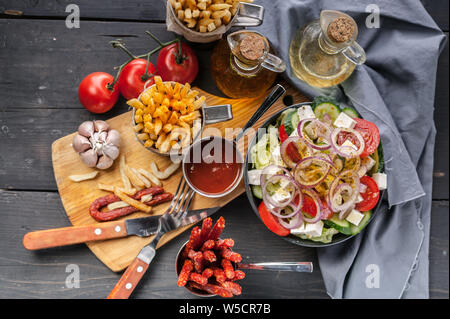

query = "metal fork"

[107,177,195,299]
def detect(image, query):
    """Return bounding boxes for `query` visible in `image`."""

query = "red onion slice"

[297,119,332,150]
[263,174,299,209]
[293,156,334,188]
[278,212,303,229]
[280,136,311,168]
[327,170,360,214]
[301,189,323,223]
[330,127,365,158]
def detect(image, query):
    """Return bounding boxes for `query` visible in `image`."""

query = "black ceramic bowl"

[243,102,384,247]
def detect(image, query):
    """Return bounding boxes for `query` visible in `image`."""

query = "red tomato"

[353,118,380,157]
[320,200,334,220]
[156,42,199,84]
[118,59,156,100]
[355,176,380,211]
[258,202,290,237]
[78,72,119,114]
[301,195,317,217]
[279,125,302,163]
[300,195,333,220]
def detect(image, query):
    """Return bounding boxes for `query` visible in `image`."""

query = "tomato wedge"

[279,124,302,163]
[353,118,380,157]
[299,196,333,220]
[258,201,290,237]
[356,176,380,211]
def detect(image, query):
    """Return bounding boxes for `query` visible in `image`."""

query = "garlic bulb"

[72,120,121,170]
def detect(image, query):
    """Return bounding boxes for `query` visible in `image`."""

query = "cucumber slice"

[323,214,352,235]
[350,211,372,235]
[251,185,263,199]
[277,109,295,127]
[283,110,299,135]
[311,95,340,109]
[342,107,359,118]
[255,134,271,169]
[314,102,341,122]
[369,142,384,175]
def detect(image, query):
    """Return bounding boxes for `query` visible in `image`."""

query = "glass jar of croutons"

[166,0,264,43]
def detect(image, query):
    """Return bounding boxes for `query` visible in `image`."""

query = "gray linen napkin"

[254,0,446,298]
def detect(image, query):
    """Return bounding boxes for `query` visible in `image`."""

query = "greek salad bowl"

[244,97,386,247]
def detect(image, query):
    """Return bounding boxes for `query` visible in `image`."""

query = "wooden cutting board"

[51,81,308,272]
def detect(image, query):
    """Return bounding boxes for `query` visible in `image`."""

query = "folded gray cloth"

[255,0,446,298]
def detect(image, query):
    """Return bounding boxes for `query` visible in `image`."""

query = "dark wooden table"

[0,1,447,299]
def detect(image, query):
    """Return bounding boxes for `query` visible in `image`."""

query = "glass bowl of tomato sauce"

[182,136,243,198]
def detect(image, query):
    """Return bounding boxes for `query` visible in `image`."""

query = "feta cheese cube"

[362,156,376,171]
[297,105,316,121]
[247,169,262,185]
[358,156,377,177]
[271,145,284,166]
[346,209,365,226]
[372,173,387,190]
[291,220,324,238]
[356,194,364,203]
[341,139,358,150]
[333,112,357,129]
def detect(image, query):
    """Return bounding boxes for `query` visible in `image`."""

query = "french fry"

[131,167,151,188]
[119,155,132,192]
[69,171,98,182]
[107,201,130,210]
[124,164,145,189]
[150,161,181,180]
[137,168,162,186]
[114,187,152,213]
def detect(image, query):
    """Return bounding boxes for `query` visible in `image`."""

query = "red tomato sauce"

[184,137,242,195]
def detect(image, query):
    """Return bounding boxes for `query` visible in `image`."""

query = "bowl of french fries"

[167,0,264,43]
[128,76,233,156]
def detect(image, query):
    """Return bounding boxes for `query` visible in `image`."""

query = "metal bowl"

[175,241,216,297]
[243,102,385,248]
[131,82,232,157]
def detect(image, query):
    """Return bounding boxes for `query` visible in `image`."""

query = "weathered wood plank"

[1,0,447,31]
[432,34,449,199]
[0,19,221,113]
[0,0,166,22]
[1,190,447,298]
[429,200,449,299]
[0,190,326,299]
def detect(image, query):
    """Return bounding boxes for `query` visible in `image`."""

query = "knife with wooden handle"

[22,207,220,250]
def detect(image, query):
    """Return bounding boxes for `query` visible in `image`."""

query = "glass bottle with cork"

[210,30,286,99]
[289,10,366,88]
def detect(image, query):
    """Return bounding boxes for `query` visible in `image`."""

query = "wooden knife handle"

[107,257,149,299]
[23,220,128,250]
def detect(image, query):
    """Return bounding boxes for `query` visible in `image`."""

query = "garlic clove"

[72,134,91,153]
[79,148,98,167]
[105,129,121,147]
[102,144,120,160]
[96,154,114,170]
[78,121,95,138]
[98,131,108,143]
[94,120,110,133]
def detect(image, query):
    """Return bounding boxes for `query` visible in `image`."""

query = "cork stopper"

[327,16,355,42]
[239,34,265,61]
